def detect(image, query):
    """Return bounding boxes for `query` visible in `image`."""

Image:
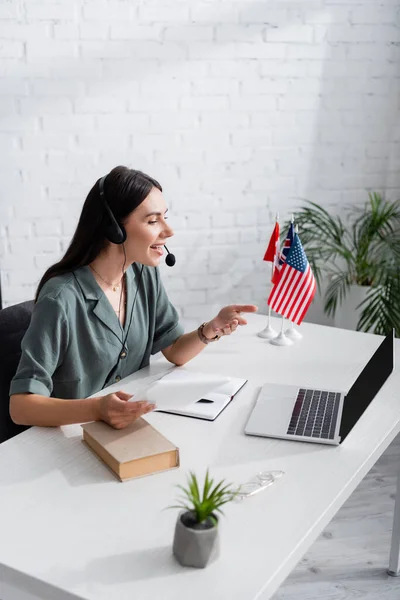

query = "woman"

[9,166,257,430]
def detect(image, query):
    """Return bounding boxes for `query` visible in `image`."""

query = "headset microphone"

[164,245,176,267]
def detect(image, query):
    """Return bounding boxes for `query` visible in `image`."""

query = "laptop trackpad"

[246,384,298,435]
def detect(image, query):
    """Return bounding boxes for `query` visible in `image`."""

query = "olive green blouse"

[10,264,184,399]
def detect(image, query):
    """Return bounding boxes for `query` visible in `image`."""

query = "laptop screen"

[339,330,395,441]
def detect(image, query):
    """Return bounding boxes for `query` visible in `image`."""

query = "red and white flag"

[267,232,316,325]
[263,220,280,284]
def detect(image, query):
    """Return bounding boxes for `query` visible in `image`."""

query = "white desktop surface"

[1,314,400,600]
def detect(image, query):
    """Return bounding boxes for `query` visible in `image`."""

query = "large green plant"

[293,193,400,336]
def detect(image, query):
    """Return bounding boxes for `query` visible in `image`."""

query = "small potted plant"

[170,469,238,568]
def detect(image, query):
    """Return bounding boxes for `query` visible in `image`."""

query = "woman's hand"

[204,304,258,339]
[96,390,155,429]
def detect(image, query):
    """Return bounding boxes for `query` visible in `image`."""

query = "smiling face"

[122,186,173,266]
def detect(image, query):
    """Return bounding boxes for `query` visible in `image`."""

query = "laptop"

[245,330,395,445]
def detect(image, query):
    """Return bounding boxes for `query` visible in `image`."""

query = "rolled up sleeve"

[151,271,184,355]
[9,296,69,398]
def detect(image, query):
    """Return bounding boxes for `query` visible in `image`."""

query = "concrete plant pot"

[172,510,220,568]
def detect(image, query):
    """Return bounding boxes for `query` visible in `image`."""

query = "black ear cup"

[99,176,127,245]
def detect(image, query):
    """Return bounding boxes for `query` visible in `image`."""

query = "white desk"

[1,314,400,600]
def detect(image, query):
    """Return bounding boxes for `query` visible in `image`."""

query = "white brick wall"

[1,0,400,328]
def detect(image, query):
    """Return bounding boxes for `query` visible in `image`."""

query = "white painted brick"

[34,254,56,271]
[328,25,396,43]
[26,40,77,59]
[287,44,326,60]
[190,4,240,24]
[186,274,223,291]
[350,7,397,25]
[53,23,78,40]
[258,60,309,78]
[230,130,273,147]
[208,60,259,79]
[304,8,350,24]
[42,114,95,132]
[164,25,213,42]
[215,24,263,43]
[74,96,126,113]
[0,1,22,18]
[239,5,289,24]
[82,2,134,21]
[235,42,286,59]
[0,115,38,132]
[19,97,73,116]
[47,60,102,79]
[0,40,24,58]
[230,94,277,110]
[22,133,75,152]
[278,95,322,111]
[0,78,29,96]
[138,5,190,22]
[8,236,60,257]
[185,212,212,229]
[182,303,211,320]
[251,112,296,129]
[7,269,42,287]
[79,41,133,59]
[211,212,235,228]
[210,229,240,245]
[79,22,109,40]
[1,22,51,40]
[30,79,84,96]
[0,97,16,115]
[181,95,228,111]
[265,24,314,44]
[200,111,249,129]
[150,112,199,131]
[347,44,392,61]
[2,252,35,270]
[110,23,162,41]
[6,220,32,237]
[26,3,77,20]
[33,218,62,237]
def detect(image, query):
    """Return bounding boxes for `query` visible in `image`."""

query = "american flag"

[267,232,316,325]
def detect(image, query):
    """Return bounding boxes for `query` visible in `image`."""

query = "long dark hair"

[35,165,162,302]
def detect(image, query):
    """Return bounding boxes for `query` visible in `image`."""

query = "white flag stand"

[285,320,303,340]
[257,305,277,339]
[270,316,293,346]
[258,217,279,340]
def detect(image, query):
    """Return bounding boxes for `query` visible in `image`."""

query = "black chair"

[0,300,34,444]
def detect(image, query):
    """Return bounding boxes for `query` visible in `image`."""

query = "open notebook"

[134,369,248,421]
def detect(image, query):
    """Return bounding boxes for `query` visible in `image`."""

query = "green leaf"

[292,194,400,335]
[170,470,237,524]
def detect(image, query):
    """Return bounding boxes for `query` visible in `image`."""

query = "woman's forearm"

[9,393,100,427]
[163,323,216,366]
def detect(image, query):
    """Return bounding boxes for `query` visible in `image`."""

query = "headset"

[99,175,127,245]
[98,174,175,389]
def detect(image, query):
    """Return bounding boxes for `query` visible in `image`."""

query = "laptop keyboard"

[287,388,341,440]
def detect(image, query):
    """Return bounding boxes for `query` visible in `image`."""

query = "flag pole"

[258,212,279,340]
[285,224,303,341]
[270,214,295,346]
